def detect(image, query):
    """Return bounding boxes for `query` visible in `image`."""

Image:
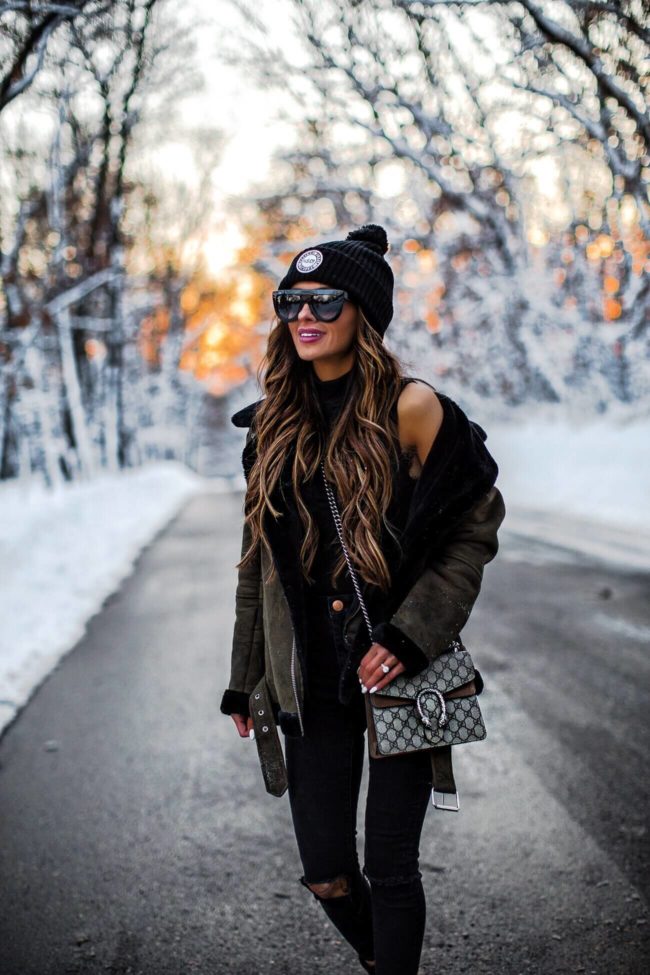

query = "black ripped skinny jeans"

[285,589,433,975]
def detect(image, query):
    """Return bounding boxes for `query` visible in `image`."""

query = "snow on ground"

[0,418,647,738]
[487,419,650,571]
[0,462,212,736]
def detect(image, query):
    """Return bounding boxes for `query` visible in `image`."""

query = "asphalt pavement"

[0,492,648,975]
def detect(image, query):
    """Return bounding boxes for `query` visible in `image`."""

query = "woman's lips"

[298,330,325,343]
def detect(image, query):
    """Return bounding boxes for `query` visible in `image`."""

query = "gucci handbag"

[320,463,487,812]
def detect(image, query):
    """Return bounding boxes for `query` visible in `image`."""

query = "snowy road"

[0,493,648,975]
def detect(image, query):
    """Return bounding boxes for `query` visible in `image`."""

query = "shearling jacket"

[220,383,506,782]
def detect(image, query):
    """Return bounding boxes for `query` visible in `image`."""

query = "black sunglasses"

[272,288,350,324]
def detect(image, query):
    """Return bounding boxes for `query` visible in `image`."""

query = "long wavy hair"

[237,306,410,592]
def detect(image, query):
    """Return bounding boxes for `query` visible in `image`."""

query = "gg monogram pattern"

[379,648,476,700]
[368,647,487,757]
[372,696,486,756]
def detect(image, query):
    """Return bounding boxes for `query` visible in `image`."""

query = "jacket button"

[332,599,345,612]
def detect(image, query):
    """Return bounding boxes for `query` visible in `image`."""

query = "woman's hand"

[231,713,255,738]
[357,643,406,694]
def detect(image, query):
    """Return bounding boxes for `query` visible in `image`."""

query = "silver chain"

[319,460,374,645]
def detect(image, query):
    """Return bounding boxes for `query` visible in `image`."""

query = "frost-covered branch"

[0,0,105,111]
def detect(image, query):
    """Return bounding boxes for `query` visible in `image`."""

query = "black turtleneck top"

[301,367,354,596]
[312,367,353,432]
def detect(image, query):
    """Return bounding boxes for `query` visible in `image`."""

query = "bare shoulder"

[397,380,444,464]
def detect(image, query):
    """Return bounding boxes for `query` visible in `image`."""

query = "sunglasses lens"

[273,293,301,322]
[311,294,345,322]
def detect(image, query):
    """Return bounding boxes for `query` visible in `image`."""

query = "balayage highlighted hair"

[237,307,409,592]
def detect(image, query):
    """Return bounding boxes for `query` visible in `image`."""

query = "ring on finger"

[381,662,391,674]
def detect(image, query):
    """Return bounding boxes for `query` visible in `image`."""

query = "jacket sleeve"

[371,485,506,676]
[220,427,266,718]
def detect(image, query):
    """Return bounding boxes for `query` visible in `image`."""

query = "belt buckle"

[431,789,460,812]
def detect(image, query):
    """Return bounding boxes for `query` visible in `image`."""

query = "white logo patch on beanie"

[295,249,324,273]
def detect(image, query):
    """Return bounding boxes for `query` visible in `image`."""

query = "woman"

[220,224,506,975]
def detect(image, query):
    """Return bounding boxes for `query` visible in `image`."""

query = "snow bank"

[488,419,650,570]
[0,462,206,736]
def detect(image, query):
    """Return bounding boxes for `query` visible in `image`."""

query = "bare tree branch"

[0,0,106,111]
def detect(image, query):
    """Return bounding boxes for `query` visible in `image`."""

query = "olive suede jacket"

[220,385,506,740]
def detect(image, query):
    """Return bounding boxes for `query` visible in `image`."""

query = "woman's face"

[283,280,359,370]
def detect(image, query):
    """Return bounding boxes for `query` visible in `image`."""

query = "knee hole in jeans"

[301,874,352,899]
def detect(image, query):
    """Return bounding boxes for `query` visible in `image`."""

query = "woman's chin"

[294,343,330,359]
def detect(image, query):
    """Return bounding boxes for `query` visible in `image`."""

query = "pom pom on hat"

[277,223,394,337]
[346,223,389,255]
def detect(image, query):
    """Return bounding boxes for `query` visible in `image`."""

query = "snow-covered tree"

[0,0,218,482]
[221,0,649,416]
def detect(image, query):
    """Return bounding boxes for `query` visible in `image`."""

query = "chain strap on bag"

[319,461,487,812]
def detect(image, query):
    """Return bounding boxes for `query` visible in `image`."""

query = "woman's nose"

[296,300,316,321]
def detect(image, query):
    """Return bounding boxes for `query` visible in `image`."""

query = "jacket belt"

[249,677,288,797]
[429,744,456,794]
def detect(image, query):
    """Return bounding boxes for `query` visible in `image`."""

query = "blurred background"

[0,2,648,972]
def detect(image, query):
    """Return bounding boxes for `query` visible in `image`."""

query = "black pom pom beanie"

[277,223,394,337]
